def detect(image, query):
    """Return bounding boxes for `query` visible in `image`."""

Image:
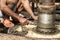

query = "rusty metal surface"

[6,23,60,38]
[0,33,60,40]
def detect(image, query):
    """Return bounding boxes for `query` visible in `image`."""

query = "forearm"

[1,5,22,20]
[24,5,34,17]
[22,0,35,17]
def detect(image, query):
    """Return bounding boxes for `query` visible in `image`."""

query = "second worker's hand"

[18,17,29,25]
[32,16,38,21]
[1,19,14,28]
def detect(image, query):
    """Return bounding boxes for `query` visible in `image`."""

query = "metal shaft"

[36,0,57,33]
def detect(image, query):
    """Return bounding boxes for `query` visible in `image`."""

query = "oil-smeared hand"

[18,17,29,25]
[32,16,38,21]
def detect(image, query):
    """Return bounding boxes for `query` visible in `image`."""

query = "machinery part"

[37,13,55,28]
[56,14,60,20]
[20,11,32,19]
[36,0,57,33]
[7,20,37,36]
[56,10,60,14]
[8,25,28,36]
[36,28,59,34]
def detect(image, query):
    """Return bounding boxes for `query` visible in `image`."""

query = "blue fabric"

[0,10,3,18]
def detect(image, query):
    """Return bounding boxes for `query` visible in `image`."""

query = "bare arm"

[21,0,37,20]
[1,0,22,20]
[1,0,28,24]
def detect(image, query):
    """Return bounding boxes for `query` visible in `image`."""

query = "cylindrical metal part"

[38,0,55,5]
[37,13,55,28]
[36,0,57,33]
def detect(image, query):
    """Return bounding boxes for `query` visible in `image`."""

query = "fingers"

[18,4,23,12]
[16,0,21,8]
[19,17,29,25]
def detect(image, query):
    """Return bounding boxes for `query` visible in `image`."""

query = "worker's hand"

[32,16,38,21]
[1,19,14,28]
[18,17,29,25]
